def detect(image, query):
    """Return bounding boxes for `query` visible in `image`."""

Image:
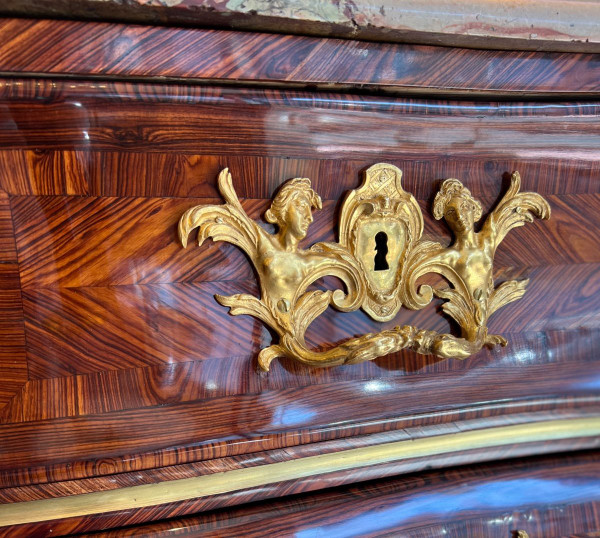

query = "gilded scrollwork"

[178,169,370,370]
[178,164,550,371]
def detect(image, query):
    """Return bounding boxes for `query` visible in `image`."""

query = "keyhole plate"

[356,218,405,292]
[374,231,390,271]
[339,163,424,321]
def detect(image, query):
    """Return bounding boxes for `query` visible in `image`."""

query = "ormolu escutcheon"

[178,164,550,371]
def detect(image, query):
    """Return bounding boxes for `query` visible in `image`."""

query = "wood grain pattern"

[0,191,19,287]
[10,195,256,288]
[14,271,600,380]
[67,451,600,538]
[2,150,599,199]
[9,193,600,288]
[0,81,600,161]
[2,328,595,422]
[0,372,597,478]
[0,19,599,95]
[0,151,90,196]
[0,191,27,418]
[21,283,263,378]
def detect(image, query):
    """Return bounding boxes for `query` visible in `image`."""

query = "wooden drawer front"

[0,78,598,474]
[0,18,598,535]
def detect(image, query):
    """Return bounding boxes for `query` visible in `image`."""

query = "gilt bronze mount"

[178,164,550,371]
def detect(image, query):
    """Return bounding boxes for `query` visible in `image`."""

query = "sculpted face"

[444,195,475,234]
[285,194,313,241]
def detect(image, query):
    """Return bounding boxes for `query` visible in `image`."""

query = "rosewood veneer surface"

[0,17,598,535]
[0,18,599,96]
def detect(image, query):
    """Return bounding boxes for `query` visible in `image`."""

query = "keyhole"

[374,231,389,271]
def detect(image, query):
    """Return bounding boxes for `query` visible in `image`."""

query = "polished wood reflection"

[0,78,597,484]
[0,20,597,533]
[1,82,600,167]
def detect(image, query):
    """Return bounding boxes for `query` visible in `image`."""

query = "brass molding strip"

[0,417,599,526]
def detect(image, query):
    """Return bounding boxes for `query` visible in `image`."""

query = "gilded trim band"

[0,417,597,527]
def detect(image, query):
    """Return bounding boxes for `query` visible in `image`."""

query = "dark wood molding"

[1,1,599,53]
[0,19,599,96]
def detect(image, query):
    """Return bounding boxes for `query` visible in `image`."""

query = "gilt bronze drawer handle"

[178,164,550,370]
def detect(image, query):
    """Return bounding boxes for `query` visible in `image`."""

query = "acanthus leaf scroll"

[178,164,550,371]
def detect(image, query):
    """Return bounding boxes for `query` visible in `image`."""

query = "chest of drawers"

[0,16,598,536]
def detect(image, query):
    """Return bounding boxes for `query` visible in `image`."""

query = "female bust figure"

[424,179,498,353]
[433,179,494,319]
[256,178,326,312]
[264,178,322,252]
